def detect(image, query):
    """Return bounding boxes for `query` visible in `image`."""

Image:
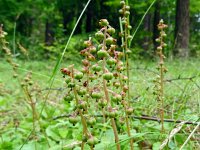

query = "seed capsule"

[87,136,99,146]
[95,31,104,40]
[91,91,103,99]
[92,64,101,72]
[107,27,115,35]
[74,72,83,80]
[77,87,87,96]
[78,100,87,109]
[99,19,109,26]
[86,117,96,126]
[69,116,79,125]
[120,1,125,6]
[106,58,117,66]
[126,107,134,115]
[90,46,96,53]
[106,37,114,45]
[97,50,109,58]
[111,94,122,102]
[103,72,113,80]
[83,40,91,47]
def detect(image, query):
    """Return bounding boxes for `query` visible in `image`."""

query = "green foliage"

[0,0,199,59]
[0,0,200,150]
[1,58,199,149]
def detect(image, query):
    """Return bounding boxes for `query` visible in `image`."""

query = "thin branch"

[164,75,198,82]
[130,67,158,74]
[133,115,199,125]
[53,114,199,125]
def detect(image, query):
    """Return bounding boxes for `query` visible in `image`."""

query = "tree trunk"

[153,0,160,51]
[143,14,152,51]
[174,0,190,57]
[45,20,54,46]
[86,8,92,32]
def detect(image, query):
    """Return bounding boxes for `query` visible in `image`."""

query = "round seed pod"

[103,72,113,81]
[87,136,99,146]
[78,100,87,109]
[125,11,130,17]
[95,31,104,40]
[120,1,125,6]
[107,27,115,35]
[113,82,120,88]
[61,68,70,76]
[69,116,79,125]
[91,91,103,99]
[83,40,91,47]
[65,77,71,84]
[89,75,97,81]
[106,58,117,66]
[125,6,130,10]
[92,64,101,72]
[64,93,74,102]
[126,107,134,115]
[98,100,107,108]
[74,72,83,80]
[82,59,89,66]
[99,19,109,26]
[106,37,114,45]
[68,82,75,88]
[111,94,122,102]
[77,87,87,96]
[128,25,132,30]
[90,46,97,53]
[97,50,109,58]
[86,117,96,126]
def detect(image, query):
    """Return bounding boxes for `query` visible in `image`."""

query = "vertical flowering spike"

[155,19,168,132]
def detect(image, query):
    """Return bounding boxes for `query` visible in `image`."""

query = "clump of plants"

[0,24,41,144]
[60,1,134,149]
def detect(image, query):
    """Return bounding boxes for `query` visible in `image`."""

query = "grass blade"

[39,0,92,118]
[129,0,157,47]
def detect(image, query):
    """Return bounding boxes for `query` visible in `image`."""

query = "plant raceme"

[61,16,134,149]
[60,1,170,150]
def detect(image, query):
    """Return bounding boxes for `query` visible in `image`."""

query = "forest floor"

[0,58,199,149]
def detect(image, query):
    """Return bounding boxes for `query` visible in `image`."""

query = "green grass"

[0,58,199,150]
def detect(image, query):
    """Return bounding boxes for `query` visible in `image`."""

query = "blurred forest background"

[0,0,199,60]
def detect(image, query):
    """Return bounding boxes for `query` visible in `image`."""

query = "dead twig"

[164,75,199,82]
[160,121,186,149]
[180,122,200,150]
[53,114,199,125]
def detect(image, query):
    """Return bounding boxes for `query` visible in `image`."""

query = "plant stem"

[102,27,120,150]
[71,66,91,148]
[159,28,164,133]
[118,71,133,149]
[124,22,130,102]
[160,63,164,132]
[123,2,133,149]
[125,115,133,150]
[24,86,37,150]
[111,118,120,150]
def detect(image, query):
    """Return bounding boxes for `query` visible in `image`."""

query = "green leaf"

[0,141,13,150]
[152,142,161,150]
[168,140,176,149]
[46,126,61,141]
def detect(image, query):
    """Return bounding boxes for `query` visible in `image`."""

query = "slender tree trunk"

[45,20,54,46]
[62,13,68,35]
[86,9,92,32]
[174,0,190,58]
[153,0,160,51]
[143,14,152,51]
